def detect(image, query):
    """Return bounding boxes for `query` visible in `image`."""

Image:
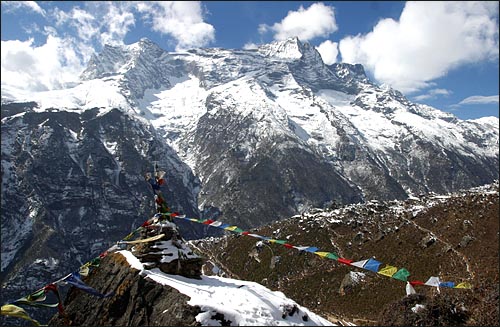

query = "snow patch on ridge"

[118,249,335,326]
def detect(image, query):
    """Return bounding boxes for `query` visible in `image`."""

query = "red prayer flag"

[409,280,425,286]
[284,243,294,249]
[338,258,353,265]
[44,284,64,314]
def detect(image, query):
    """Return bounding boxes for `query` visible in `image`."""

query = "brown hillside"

[192,182,499,325]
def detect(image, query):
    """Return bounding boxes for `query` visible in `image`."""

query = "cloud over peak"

[339,1,499,93]
[260,2,337,41]
[137,1,215,51]
[1,1,216,93]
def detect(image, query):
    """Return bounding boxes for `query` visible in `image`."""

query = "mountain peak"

[258,36,309,60]
[80,37,167,83]
[134,37,164,53]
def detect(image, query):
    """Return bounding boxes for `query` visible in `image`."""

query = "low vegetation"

[193,182,499,325]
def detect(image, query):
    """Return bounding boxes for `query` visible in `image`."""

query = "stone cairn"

[129,219,204,279]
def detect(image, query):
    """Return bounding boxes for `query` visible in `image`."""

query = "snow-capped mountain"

[1,37,498,320]
[14,35,494,227]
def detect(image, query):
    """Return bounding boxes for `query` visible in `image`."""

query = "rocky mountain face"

[75,36,498,229]
[1,36,498,323]
[193,181,499,326]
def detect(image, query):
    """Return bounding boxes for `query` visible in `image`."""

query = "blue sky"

[1,1,498,120]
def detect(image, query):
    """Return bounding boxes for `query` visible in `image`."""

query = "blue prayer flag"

[65,273,114,298]
[363,258,382,272]
[439,281,455,288]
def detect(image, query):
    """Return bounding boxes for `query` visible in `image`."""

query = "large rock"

[48,252,201,326]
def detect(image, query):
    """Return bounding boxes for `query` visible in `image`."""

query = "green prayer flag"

[26,289,46,302]
[326,253,339,260]
[392,268,411,281]
[89,257,101,267]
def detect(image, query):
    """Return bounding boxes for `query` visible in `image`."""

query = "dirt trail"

[189,241,243,280]
[404,217,475,280]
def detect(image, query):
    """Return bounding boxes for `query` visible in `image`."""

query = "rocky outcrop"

[48,252,201,326]
[48,222,204,326]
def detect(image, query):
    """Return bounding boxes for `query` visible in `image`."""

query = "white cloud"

[1,1,46,16]
[413,88,452,101]
[339,1,499,93]
[1,36,85,92]
[52,2,135,47]
[243,42,259,50]
[316,40,338,65]
[100,3,136,46]
[260,2,338,41]
[458,95,499,105]
[53,6,100,42]
[1,2,138,94]
[1,1,216,93]
[136,1,215,51]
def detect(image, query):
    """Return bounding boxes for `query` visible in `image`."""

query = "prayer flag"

[424,276,441,287]
[378,265,398,277]
[406,282,417,295]
[409,280,425,286]
[304,247,319,253]
[454,282,472,289]
[63,273,114,298]
[439,281,455,288]
[363,258,382,272]
[351,259,369,269]
[392,268,410,282]
[1,304,40,326]
[14,289,59,309]
[337,258,353,265]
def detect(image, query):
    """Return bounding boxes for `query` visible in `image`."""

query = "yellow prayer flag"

[314,252,330,258]
[1,304,40,326]
[377,265,398,277]
[79,265,90,277]
[454,282,472,289]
